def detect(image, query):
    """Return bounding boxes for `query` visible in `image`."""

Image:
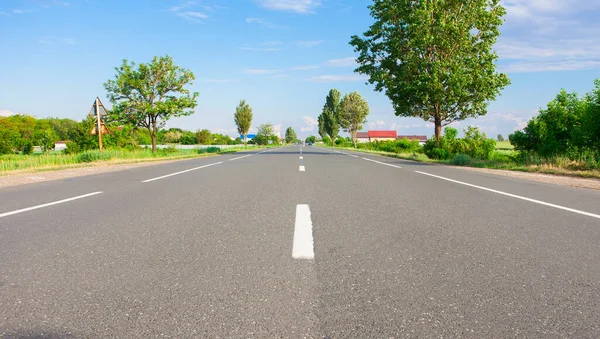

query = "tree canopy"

[104,55,198,152]
[285,127,297,144]
[234,99,253,145]
[320,89,342,145]
[340,92,370,148]
[350,0,510,141]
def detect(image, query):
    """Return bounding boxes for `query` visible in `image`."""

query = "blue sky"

[1,0,600,139]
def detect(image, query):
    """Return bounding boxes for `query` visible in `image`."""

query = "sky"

[1,0,600,139]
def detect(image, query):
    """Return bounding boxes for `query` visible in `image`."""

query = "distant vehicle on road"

[308,142,312,146]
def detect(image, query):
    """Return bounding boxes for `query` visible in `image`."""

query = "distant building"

[397,135,428,145]
[356,132,370,143]
[54,141,67,151]
[240,134,256,141]
[368,130,397,141]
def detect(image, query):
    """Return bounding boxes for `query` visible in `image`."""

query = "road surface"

[1,146,600,337]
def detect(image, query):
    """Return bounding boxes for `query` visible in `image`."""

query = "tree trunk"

[243,134,247,146]
[434,117,442,142]
[151,117,157,153]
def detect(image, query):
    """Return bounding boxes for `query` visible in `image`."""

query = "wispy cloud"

[305,75,368,83]
[325,57,356,67]
[301,116,318,132]
[261,41,282,46]
[201,79,237,83]
[295,40,324,47]
[37,0,70,8]
[498,0,600,73]
[12,9,33,14]
[244,65,319,74]
[368,120,386,129]
[38,37,76,45]
[288,65,319,70]
[0,11,10,16]
[245,17,286,29]
[244,69,282,75]
[170,2,209,21]
[258,0,321,14]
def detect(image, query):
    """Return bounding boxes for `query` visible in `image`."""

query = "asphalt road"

[1,145,600,338]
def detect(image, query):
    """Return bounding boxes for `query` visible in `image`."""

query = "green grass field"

[495,140,514,150]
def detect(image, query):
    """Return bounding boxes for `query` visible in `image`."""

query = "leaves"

[340,92,370,147]
[285,127,297,143]
[350,0,510,139]
[234,99,253,142]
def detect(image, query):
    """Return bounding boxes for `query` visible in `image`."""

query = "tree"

[340,92,370,148]
[196,129,212,145]
[104,55,198,153]
[317,114,327,139]
[350,0,510,141]
[257,124,274,141]
[285,127,297,144]
[305,135,317,144]
[322,89,342,146]
[497,134,505,142]
[234,99,253,145]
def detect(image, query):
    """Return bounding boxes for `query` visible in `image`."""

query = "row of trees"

[509,79,600,162]
[317,89,370,148]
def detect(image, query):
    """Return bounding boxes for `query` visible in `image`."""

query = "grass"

[495,140,514,150]
[323,145,600,179]
[0,145,266,173]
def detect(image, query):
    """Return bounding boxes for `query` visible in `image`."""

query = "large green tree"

[256,123,274,145]
[196,129,212,145]
[322,89,342,146]
[317,114,327,139]
[285,126,297,144]
[340,92,370,148]
[234,99,253,145]
[350,0,510,141]
[104,55,198,153]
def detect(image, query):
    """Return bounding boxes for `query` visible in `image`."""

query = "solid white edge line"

[299,165,306,172]
[415,171,600,220]
[293,204,315,259]
[142,162,223,183]
[0,191,103,219]
[362,157,402,169]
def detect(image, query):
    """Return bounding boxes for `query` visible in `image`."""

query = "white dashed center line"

[293,204,314,260]
[0,192,103,219]
[142,162,223,183]
[299,166,306,172]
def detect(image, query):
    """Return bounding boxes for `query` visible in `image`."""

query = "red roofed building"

[356,132,370,143]
[367,130,397,141]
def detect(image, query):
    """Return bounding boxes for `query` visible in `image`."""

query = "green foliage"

[33,129,58,151]
[450,154,473,166]
[424,126,495,160]
[285,127,297,144]
[197,146,221,154]
[305,135,317,143]
[22,142,33,155]
[321,135,331,145]
[317,114,327,139]
[104,55,198,152]
[234,99,253,144]
[64,141,81,155]
[78,150,112,163]
[357,139,422,154]
[340,92,370,147]
[497,134,505,142]
[255,124,274,145]
[509,81,600,165]
[321,89,342,144]
[179,131,196,145]
[163,130,182,143]
[195,129,212,144]
[350,0,510,140]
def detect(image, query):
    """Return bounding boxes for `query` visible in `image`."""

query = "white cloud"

[325,57,356,67]
[305,74,368,83]
[368,120,386,129]
[296,40,324,47]
[201,79,237,83]
[389,123,424,130]
[244,65,318,75]
[38,36,75,45]
[258,0,321,14]
[240,44,281,52]
[0,109,17,117]
[170,2,209,21]
[499,0,600,73]
[272,124,283,137]
[245,17,286,29]
[0,11,10,16]
[261,41,282,46]
[12,9,33,14]
[300,116,318,132]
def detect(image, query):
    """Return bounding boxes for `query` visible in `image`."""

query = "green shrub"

[22,142,34,155]
[77,150,112,163]
[64,141,81,155]
[450,154,472,166]
[206,146,221,153]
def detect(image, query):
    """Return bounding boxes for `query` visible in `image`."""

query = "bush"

[450,154,472,166]
[77,150,111,163]
[22,142,34,155]
[159,145,179,154]
[64,141,81,155]
[197,146,221,154]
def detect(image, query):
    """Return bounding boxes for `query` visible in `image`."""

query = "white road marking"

[229,154,253,161]
[299,156,303,159]
[142,162,223,183]
[299,166,306,172]
[0,192,103,219]
[362,157,402,169]
[349,155,359,158]
[415,171,600,220]
[293,204,315,259]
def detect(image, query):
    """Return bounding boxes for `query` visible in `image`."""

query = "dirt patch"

[456,166,600,191]
[0,157,211,188]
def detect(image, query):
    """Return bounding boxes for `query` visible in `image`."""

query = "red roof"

[356,132,369,138]
[368,130,397,138]
[397,135,427,141]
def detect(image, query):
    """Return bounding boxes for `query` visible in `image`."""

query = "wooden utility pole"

[95,97,103,152]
